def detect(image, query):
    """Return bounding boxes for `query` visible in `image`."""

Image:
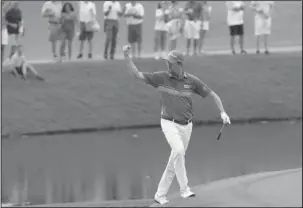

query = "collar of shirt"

[169,72,188,80]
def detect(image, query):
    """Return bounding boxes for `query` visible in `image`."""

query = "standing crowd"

[2,1,275,64]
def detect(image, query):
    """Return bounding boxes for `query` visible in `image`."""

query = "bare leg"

[161,32,167,56]
[239,35,246,53]
[27,65,45,81]
[131,43,136,58]
[256,35,260,53]
[59,39,66,59]
[1,45,5,64]
[88,39,93,58]
[51,40,57,58]
[199,30,206,54]
[186,39,191,55]
[230,36,235,54]
[264,34,269,54]
[9,45,17,58]
[78,40,84,56]
[193,39,198,55]
[137,42,141,58]
[67,40,73,60]
[154,31,159,56]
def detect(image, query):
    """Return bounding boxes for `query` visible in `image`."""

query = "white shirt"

[103,1,122,20]
[226,1,244,26]
[41,1,62,23]
[4,53,26,68]
[124,2,144,25]
[251,1,274,19]
[155,8,169,31]
[78,1,97,23]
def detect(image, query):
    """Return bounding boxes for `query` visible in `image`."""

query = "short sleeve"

[41,1,51,14]
[192,76,212,98]
[142,72,164,88]
[103,1,109,12]
[139,4,144,16]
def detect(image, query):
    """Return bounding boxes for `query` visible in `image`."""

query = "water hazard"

[2,121,302,205]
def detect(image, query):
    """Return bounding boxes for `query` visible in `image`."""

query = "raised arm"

[123,45,145,80]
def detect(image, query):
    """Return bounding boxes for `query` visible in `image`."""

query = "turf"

[2,52,302,135]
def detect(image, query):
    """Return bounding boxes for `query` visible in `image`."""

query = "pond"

[2,121,302,205]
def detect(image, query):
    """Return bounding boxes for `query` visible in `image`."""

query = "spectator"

[251,1,274,54]
[77,1,98,59]
[1,1,11,63]
[124,1,145,58]
[166,0,184,51]
[226,1,247,55]
[184,0,202,56]
[41,1,63,60]
[198,1,212,54]
[3,45,45,81]
[60,2,78,60]
[103,1,123,60]
[154,1,169,60]
[5,1,23,58]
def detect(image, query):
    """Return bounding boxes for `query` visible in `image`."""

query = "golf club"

[217,123,226,140]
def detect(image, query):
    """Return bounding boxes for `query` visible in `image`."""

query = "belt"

[162,117,192,125]
[49,21,60,24]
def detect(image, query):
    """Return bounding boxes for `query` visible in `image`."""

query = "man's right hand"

[123,45,131,59]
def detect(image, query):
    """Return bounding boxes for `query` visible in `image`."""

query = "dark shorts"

[104,19,118,39]
[15,65,25,76]
[128,24,142,44]
[229,24,244,36]
[79,22,94,41]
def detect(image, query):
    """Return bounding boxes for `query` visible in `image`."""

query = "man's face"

[131,1,136,6]
[166,61,183,78]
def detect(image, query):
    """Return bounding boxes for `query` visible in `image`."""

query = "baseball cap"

[163,50,184,64]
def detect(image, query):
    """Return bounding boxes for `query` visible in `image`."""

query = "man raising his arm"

[123,44,231,205]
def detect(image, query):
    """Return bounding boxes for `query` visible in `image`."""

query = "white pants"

[184,20,201,40]
[155,119,193,198]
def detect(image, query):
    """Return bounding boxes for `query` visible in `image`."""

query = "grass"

[2,52,302,135]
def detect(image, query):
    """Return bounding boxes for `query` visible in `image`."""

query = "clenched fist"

[220,112,231,124]
[123,45,131,58]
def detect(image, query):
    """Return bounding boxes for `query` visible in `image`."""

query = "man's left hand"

[220,112,231,124]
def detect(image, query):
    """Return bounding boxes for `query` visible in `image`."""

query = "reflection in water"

[2,122,302,205]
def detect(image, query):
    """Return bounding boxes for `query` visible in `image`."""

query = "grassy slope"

[2,53,302,135]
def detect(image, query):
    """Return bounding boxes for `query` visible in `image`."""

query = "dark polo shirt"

[142,71,211,122]
[5,7,22,34]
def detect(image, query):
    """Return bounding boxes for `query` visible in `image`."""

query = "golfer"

[123,45,231,205]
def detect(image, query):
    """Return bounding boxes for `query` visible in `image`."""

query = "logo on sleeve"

[184,84,192,89]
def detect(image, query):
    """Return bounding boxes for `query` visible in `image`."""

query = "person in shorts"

[198,1,212,54]
[5,1,23,58]
[124,1,145,58]
[1,1,11,63]
[251,1,274,54]
[184,0,202,56]
[41,1,63,60]
[154,1,169,60]
[2,45,45,81]
[226,1,247,55]
[166,1,184,51]
[77,1,97,59]
[60,2,77,60]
